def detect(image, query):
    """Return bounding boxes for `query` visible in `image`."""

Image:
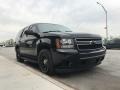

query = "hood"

[41,32,101,39]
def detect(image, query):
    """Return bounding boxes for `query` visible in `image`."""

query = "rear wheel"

[16,48,24,62]
[38,49,54,75]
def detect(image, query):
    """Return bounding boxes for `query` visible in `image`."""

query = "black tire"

[16,48,24,62]
[38,49,54,75]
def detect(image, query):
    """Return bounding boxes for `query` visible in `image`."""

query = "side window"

[21,27,29,39]
[15,30,23,41]
[20,28,25,38]
[30,25,38,33]
[24,25,38,38]
[17,30,23,38]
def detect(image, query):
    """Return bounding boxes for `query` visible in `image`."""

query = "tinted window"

[30,25,38,33]
[21,27,29,38]
[15,30,23,41]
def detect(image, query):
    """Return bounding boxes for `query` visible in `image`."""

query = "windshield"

[37,23,72,33]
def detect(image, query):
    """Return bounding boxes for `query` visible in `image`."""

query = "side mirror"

[24,30,33,35]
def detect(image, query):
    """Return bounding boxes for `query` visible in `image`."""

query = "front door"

[24,25,39,59]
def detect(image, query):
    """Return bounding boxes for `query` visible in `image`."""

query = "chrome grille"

[75,38,102,50]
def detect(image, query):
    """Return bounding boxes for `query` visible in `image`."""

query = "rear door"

[19,27,29,55]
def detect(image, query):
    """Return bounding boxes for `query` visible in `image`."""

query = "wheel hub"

[43,59,48,65]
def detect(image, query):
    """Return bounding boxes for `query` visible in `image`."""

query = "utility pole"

[97,2,108,40]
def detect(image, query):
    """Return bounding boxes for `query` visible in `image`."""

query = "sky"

[0,0,120,41]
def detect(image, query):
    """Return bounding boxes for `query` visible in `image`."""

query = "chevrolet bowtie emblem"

[89,41,96,45]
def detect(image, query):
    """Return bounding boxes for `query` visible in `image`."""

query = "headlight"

[56,38,74,49]
[61,39,73,45]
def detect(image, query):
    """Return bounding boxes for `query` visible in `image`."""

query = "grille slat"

[75,38,102,50]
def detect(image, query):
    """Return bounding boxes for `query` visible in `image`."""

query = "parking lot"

[0,47,120,90]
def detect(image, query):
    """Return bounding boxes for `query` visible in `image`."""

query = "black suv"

[15,23,106,75]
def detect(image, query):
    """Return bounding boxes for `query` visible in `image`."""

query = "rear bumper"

[51,47,106,68]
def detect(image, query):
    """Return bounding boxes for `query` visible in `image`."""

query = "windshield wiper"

[43,30,61,33]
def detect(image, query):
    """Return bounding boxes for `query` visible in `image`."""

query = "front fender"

[36,38,53,56]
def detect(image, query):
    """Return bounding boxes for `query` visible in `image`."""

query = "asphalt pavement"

[0,47,120,90]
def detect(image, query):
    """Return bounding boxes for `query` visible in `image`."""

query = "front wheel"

[38,49,54,75]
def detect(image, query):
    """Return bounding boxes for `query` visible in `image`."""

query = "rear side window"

[21,26,29,38]
[15,30,23,41]
[18,30,23,37]
[15,26,29,41]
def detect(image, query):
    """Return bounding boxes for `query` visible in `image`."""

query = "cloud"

[0,0,120,41]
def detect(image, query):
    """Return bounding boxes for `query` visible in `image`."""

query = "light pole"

[97,2,108,40]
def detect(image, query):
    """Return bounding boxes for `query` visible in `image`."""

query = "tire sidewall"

[38,49,54,75]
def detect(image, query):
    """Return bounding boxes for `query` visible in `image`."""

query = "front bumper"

[51,47,106,68]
